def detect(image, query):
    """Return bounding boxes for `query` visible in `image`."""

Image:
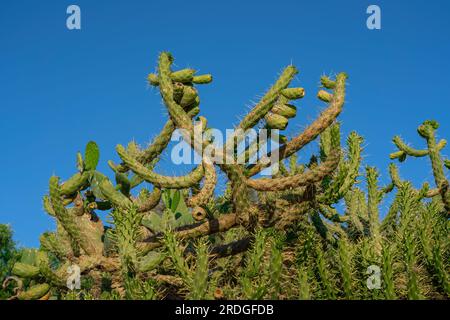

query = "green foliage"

[0,225,19,299]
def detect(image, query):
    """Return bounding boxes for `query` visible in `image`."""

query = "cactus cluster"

[2,53,448,300]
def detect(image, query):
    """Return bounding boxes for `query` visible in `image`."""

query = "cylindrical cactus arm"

[237,65,298,131]
[17,283,50,300]
[366,166,383,254]
[40,231,74,260]
[115,106,200,173]
[110,206,141,275]
[49,176,104,256]
[317,204,350,223]
[42,195,55,216]
[245,149,341,191]
[49,176,88,254]
[158,52,194,132]
[116,144,205,188]
[135,187,162,213]
[344,189,367,234]
[187,159,217,208]
[390,135,446,160]
[318,129,363,205]
[147,70,212,86]
[94,173,133,208]
[332,132,362,198]
[392,136,428,158]
[389,120,449,211]
[139,213,238,253]
[388,162,403,188]
[319,122,341,160]
[59,171,90,197]
[388,163,440,198]
[417,121,450,211]
[246,72,348,177]
[138,119,176,164]
[11,250,66,293]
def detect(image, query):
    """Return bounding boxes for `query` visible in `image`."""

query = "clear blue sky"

[0,0,449,247]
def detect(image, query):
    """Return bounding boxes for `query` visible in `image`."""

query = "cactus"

[6,52,448,300]
[390,120,449,214]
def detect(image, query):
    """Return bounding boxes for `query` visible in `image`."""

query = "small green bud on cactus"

[320,76,336,89]
[281,88,305,100]
[271,103,297,118]
[60,172,89,196]
[147,73,159,86]
[18,283,50,300]
[265,113,289,130]
[418,120,439,138]
[180,86,199,108]
[171,68,196,83]
[317,90,333,102]
[148,69,197,85]
[193,74,213,84]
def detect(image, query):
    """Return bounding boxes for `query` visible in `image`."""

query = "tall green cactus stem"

[418,121,450,212]
[337,237,354,299]
[318,129,363,205]
[366,167,383,255]
[49,176,103,256]
[381,244,397,299]
[390,120,449,213]
[111,206,141,275]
